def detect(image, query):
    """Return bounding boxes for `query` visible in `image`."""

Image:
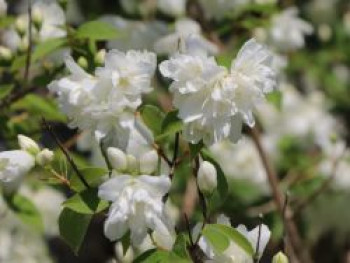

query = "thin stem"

[249,126,312,263]
[99,140,112,178]
[253,215,263,263]
[24,0,33,85]
[153,143,172,167]
[169,132,180,180]
[42,118,90,189]
[184,213,195,246]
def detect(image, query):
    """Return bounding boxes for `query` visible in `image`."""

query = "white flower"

[17,134,40,155]
[36,149,54,167]
[98,174,174,248]
[0,150,35,192]
[272,252,289,263]
[139,150,158,175]
[157,0,186,17]
[107,147,128,172]
[197,161,217,194]
[269,7,313,51]
[154,18,219,57]
[159,38,276,145]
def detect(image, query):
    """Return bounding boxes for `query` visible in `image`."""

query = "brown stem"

[249,126,313,263]
[24,0,33,85]
[42,118,90,189]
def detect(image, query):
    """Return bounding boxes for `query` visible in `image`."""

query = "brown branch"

[249,126,313,263]
[42,118,90,189]
[169,132,180,180]
[24,0,33,85]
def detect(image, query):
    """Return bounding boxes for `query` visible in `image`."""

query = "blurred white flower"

[120,0,157,17]
[157,0,186,17]
[17,134,40,155]
[98,174,174,248]
[154,18,219,57]
[0,150,35,193]
[102,16,168,52]
[269,7,313,51]
[0,0,7,16]
[36,148,54,167]
[159,38,275,145]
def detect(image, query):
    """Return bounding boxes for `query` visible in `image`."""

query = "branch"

[24,0,33,85]
[42,118,90,189]
[169,132,180,180]
[249,126,313,263]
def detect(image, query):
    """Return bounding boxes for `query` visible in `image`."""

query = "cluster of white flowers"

[0,135,54,193]
[48,50,156,142]
[160,38,276,145]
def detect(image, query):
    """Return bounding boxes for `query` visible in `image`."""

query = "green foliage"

[58,207,92,254]
[140,105,165,136]
[202,224,254,256]
[63,188,109,214]
[4,193,43,232]
[75,20,119,40]
[70,167,107,192]
[134,248,191,263]
[0,84,14,100]
[266,90,282,110]
[156,110,183,141]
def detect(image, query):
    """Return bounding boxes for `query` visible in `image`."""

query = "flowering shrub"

[1,0,350,262]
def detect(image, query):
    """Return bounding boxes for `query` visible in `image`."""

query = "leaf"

[32,38,67,61]
[11,94,66,122]
[203,224,255,256]
[133,248,190,263]
[202,224,230,253]
[0,16,15,28]
[59,207,92,254]
[172,233,191,260]
[75,20,119,40]
[266,90,282,110]
[70,167,107,192]
[63,188,109,214]
[0,84,14,100]
[4,193,43,232]
[156,110,183,141]
[189,141,204,159]
[200,149,228,202]
[140,105,165,136]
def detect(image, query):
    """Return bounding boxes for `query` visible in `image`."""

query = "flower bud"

[272,252,289,263]
[140,150,158,174]
[18,37,29,53]
[32,7,43,30]
[94,49,106,66]
[107,147,127,171]
[77,56,88,70]
[15,16,27,37]
[126,154,138,173]
[197,161,217,194]
[36,148,54,166]
[17,135,40,155]
[0,46,12,62]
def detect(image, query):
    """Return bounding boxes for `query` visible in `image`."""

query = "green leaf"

[156,110,183,141]
[172,233,191,260]
[4,193,43,232]
[0,84,14,100]
[140,105,165,136]
[75,20,119,40]
[11,94,66,122]
[59,207,92,254]
[0,16,15,28]
[266,90,282,110]
[32,38,67,61]
[203,224,255,256]
[11,55,26,71]
[200,149,228,202]
[70,167,107,192]
[63,188,109,214]
[189,141,204,159]
[133,248,190,263]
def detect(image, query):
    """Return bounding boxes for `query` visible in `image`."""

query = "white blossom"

[0,150,35,192]
[269,7,313,51]
[17,134,40,155]
[107,147,128,172]
[154,18,219,57]
[98,174,174,248]
[36,148,54,167]
[0,0,7,16]
[159,38,276,145]
[197,161,217,194]
[157,0,186,17]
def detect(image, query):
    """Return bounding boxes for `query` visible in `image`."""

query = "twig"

[0,86,39,110]
[184,213,195,246]
[24,0,33,85]
[99,140,113,178]
[42,118,90,189]
[153,143,172,167]
[292,151,345,218]
[169,132,180,179]
[253,214,263,263]
[249,126,313,263]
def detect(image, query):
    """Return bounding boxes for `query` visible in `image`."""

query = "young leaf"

[63,188,109,214]
[59,207,92,254]
[32,38,67,61]
[4,193,43,232]
[156,110,183,141]
[202,224,230,253]
[203,224,255,256]
[0,84,14,100]
[140,105,165,136]
[75,20,119,40]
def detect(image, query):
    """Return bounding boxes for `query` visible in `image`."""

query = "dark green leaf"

[189,141,204,159]
[59,207,92,254]
[75,20,119,40]
[140,105,165,136]
[63,188,109,214]
[156,110,183,141]
[172,233,191,260]
[4,193,43,232]
[0,84,14,100]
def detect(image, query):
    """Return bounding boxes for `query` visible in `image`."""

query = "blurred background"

[1,0,350,262]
